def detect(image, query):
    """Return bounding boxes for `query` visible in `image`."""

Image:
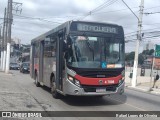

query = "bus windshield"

[66,35,124,69]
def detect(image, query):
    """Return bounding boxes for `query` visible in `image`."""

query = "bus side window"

[50,36,57,57]
[35,42,39,58]
[44,36,57,58]
[65,36,73,61]
[44,38,51,57]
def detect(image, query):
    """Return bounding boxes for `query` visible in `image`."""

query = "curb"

[125,86,160,95]
[150,91,160,95]
[126,86,150,92]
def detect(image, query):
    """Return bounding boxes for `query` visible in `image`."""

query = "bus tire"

[51,77,60,99]
[35,73,40,87]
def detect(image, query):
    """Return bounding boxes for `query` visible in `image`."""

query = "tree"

[125,52,135,61]
[138,53,144,65]
[142,49,149,55]
[142,49,154,55]
[125,52,144,65]
[149,49,154,55]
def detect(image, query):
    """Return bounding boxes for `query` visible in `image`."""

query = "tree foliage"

[138,53,144,65]
[125,49,154,65]
[149,49,154,55]
[125,52,135,61]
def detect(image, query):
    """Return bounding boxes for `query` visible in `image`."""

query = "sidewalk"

[0,71,43,111]
[125,72,160,95]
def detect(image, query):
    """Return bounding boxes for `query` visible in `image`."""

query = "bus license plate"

[96,88,106,93]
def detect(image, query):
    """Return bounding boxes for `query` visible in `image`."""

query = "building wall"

[147,57,160,69]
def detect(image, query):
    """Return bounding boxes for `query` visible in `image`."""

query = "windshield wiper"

[86,40,94,61]
[82,32,95,61]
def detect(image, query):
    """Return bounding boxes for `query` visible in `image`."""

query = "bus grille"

[82,84,118,92]
[79,72,119,78]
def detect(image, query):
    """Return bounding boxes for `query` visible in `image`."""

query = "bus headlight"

[68,75,74,81]
[68,74,81,87]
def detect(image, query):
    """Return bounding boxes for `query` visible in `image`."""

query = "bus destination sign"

[77,23,118,34]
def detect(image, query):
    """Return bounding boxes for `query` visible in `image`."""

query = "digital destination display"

[77,23,118,34]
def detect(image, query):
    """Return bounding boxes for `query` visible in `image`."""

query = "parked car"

[20,62,30,73]
[10,63,20,70]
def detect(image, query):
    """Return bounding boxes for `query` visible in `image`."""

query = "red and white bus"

[30,20,125,98]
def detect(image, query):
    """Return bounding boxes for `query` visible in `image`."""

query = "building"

[143,56,160,69]
[11,38,21,57]
[19,44,30,62]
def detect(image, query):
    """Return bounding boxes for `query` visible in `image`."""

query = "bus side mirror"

[58,30,63,37]
[63,42,67,52]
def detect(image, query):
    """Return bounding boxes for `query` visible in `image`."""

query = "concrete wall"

[125,71,154,85]
[125,67,159,77]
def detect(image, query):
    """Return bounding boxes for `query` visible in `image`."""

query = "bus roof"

[31,20,122,43]
[31,20,70,43]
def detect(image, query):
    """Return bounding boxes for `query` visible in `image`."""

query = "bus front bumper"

[63,80,125,96]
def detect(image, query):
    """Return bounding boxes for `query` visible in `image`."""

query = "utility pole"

[5,0,13,73]
[1,9,5,70]
[132,0,144,87]
[2,8,7,71]
[0,26,2,69]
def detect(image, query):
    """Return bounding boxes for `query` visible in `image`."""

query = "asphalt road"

[1,70,160,120]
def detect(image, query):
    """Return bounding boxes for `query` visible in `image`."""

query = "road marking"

[0,91,29,95]
[106,96,146,111]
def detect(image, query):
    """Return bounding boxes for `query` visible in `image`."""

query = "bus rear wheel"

[51,77,60,99]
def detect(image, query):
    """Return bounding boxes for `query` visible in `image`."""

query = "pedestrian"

[152,72,159,88]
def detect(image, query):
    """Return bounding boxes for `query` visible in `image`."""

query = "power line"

[6,4,160,23]
[9,4,160,25]
[92,5,160,15]
[126,30,160,37]
[123,22,160,28]
[91,0,119,13]
[13,14,62,24]
[144,5,160,10]
[125,30,160,43]
[125,26,160,35]
[126,34,160,42]
[121,0,139,20]
[79,0,119,20]
[143,22,160,25]
[144,11,160,15]
[91,6,138,15]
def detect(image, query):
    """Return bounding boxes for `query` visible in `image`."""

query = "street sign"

[155,44,160,58]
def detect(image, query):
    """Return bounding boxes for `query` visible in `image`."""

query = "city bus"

[30,20,125,98]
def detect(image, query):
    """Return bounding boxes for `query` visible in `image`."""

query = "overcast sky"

[0,0,160,53]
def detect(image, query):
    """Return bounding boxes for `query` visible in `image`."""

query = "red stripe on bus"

[74,74,122,85]
[34,64,39,70]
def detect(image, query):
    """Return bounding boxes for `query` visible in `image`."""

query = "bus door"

[39,41,44,83]
[56,31,65,91]
[30,43,35,78]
